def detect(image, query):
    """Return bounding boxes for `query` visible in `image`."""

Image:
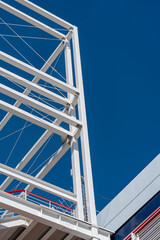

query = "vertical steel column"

[64,40,84,220]
[72,26,97,225]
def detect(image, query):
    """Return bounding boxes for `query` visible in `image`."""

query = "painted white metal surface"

[72,26,97,226]
[0,1,65,40]
[0,163,77,203]
[65,41,84,220]
[15,221,38,240]
[15,0,73,30]
[0,84,82,127]
[0,100,74,138]
[0,51,79,95]
[0,191,112,240]
[97,154,160,232]
[0,40,66,130]
[40,227,56,240]
[0,216,29,229]
[0,116,69,191]
[0,1,111,239]
[63,234,74,240]
[26,140,71,192]
[0,67,71,106]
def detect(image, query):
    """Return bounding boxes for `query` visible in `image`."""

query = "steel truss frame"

[0,1,111,239]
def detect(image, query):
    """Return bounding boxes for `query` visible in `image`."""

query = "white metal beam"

[0,110,69,191]
[72,26,97,225]
[0,164,77,203]
[15,0,73,30]
[0,100,73,139]
[0,1,65,40]
[16,221,38,240]
[0,226,20,240]
[65,41,84,221]
[64,234,74,240]
[0,67,70,107]
[26,140,71,192]
[40,227,56,240]
[0,51,79,95]
[1,140,71,211]
[0,84,82,128]
[0,40,67,131]
[0,216,29,229]
[0,191,112,239]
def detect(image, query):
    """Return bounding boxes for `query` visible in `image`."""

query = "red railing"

[6,189,74,214]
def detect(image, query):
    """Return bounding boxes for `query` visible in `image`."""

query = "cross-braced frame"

[0,1,112,239]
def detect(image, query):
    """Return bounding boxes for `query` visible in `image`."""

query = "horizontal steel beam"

[0,100,73,139]
[0,111,69,191]
[0,1,65,40]
[40,228,56,240]
[0,164,77,203]
[0,51,79,95]
[0,84,82,128]
[16,221,39,240]
[0,67,70,106]
[15,0,73,30]
[0,191,112,239]
[0,40,67,131]
[0,216,30,229]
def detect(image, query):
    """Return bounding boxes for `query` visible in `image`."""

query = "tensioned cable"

[2,76,65,111]
[11,129,54,190]
[4,120,29,166]
[11,147,56,191]
[0,17,70,189]
[2,111,52,173]
[1,34,60,40]
[0,22,68,31]
[0,108,61,142]
[38,83,67,92]
[13,141,60,190]
[0,18,73,102]
[11,90,68,191]
[0,33,52,129]
[23,78,55,175]
[22,103,54,123]
[2,127,54,191]
[26,133,54,175]
[0,123,32,141]
[1,78,62,167]
[0,34,33,66]
[7,76,59,189]
[0,33,65,109]
[0,28,67,92]
[1,38,67,101]
[95,192,112,201]
[5,79,66,123]
[0,31,64,92]
[2,109,53,166]
[0,17,67,85]
[30,150,57,175]
[8,80,63,117]
[0,78,65,142]
[46,59,67,99]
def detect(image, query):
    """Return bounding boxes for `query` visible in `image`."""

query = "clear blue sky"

[1,0,160,213]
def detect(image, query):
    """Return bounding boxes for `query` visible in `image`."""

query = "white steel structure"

[0,1,112,239]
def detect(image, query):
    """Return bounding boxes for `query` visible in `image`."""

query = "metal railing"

[0,189,75,218]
